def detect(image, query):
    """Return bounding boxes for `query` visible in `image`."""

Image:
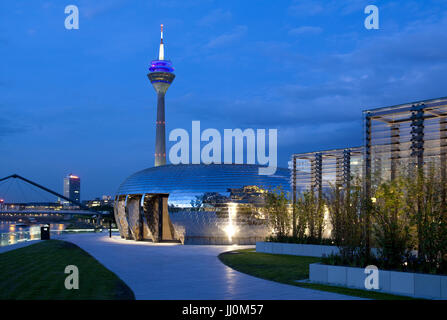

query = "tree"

[326,179,364,261]
[301,188,325,242]
[264,186,291,238]
[373,177,413,269]
[293,196,308,239]
[405,164,447,273]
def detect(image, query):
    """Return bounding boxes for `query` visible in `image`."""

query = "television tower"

[148,24,175,166]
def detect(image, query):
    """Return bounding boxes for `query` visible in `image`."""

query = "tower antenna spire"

[159,24,164,60]
[148,24,175,167]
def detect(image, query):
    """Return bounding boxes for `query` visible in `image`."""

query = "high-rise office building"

[148,24,175,167]
[63,174,80,204]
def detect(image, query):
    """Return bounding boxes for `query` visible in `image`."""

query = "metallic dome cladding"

[116,164,291,207]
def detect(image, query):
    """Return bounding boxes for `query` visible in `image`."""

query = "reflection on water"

[0,221,66,247]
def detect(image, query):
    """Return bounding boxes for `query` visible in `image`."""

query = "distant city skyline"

[1,1,447,199]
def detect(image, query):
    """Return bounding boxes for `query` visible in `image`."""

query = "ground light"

[223,203,238,243]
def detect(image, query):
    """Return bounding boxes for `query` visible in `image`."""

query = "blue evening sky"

[1,0,447,200]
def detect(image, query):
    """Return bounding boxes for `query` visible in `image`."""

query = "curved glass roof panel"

[116,164,290,208]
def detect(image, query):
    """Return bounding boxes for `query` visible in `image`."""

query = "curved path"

[58,233,363,300]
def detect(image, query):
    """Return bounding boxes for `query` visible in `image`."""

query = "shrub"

[264,186,291,238]
[372,177,414,269]
[404,164,447,274]
[266,235,333,245]
[326,179,365,261]
[293,189,325,243]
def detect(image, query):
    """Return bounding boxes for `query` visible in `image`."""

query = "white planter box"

[256,241,339,258]
[281,243,292,255]
[414,274,441,299]
[309,263,328,283]
[327,265,347,286]
[441,277,447,299]
[256,241,265,252]
[379,270,391,292]
[271,242,283,254]
[389,271,414,296]
[309,263,447,300]
[347,267,365,289]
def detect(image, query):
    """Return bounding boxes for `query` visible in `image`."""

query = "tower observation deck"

[148,24,175,167]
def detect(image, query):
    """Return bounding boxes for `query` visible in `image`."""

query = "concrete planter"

[327,265,347,286]
[309,263,447,300]
[256,241,339,258]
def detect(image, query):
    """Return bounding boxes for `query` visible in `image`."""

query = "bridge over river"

[0,209,106,216]
[0,174,109,217]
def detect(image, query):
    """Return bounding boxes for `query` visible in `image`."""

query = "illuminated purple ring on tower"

[149,60,174,73]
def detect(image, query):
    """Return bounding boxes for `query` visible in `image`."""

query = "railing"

[0,228,120,247]
[0,209,100,215]
[0,230,41,247]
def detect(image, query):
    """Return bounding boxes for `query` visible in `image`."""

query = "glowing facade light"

[323,205,332,238]
[223,224,236,241]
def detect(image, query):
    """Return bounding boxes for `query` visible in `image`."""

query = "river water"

[0,220,66,247]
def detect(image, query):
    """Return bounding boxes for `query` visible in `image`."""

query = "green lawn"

[0,240,134,300]
[219,249,416,300]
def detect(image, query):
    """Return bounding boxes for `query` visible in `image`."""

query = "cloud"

[288,1,324,16]
[80,0,127,19]
[0,117,25,137]
[205,25,247,48]
[289,26,323,36]
[41,2,52,9]
[27,29,37,36]
[278,120,361,151]
[0,34,9,46]
[158,0,213,8]
[175,10,447,148]
[315,13,447,105]
[287,0,377,17]
[197,9,232,26]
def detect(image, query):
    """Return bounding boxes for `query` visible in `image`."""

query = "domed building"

[114,164,290,244]
[114,27,290,244]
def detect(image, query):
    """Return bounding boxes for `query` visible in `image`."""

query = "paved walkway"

[56,233,362,300]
